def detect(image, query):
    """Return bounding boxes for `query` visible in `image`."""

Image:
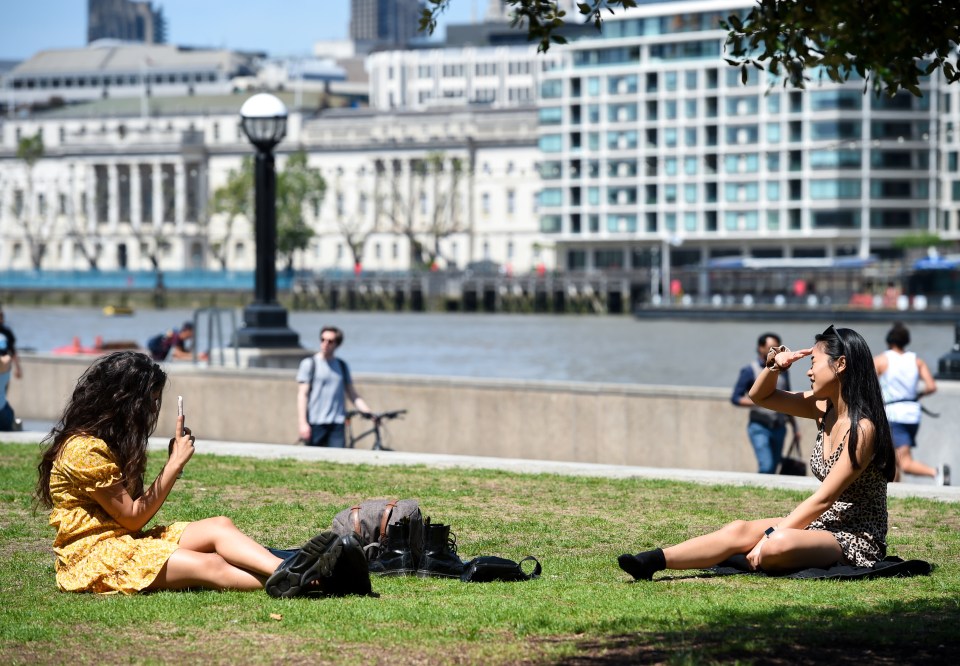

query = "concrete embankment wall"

[14,354,959,474]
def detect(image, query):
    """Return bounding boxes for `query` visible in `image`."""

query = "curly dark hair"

[35,351,167,508]
[815,325,896,481]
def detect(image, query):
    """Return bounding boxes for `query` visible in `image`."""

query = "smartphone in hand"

[170,395,185,478]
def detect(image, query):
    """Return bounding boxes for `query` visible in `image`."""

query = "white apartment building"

[0,96,548,274]
[537,0,960,273]
[366,45,562,111]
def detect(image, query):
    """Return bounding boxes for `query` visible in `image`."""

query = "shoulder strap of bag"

[348,498,399,539]
[305,355,317,410]
[379,499,398,537]
[350,504,362,536]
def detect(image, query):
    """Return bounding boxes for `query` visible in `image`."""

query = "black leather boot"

[416,522,465,578]
[369,521,416,576]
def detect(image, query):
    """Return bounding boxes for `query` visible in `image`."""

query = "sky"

[0,0,485,61]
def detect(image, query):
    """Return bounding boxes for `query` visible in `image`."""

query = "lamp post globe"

[236,92,299,350]
[240,92,288,151]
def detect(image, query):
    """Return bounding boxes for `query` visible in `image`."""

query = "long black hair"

[35,351,168,508]
[815,325,895,481]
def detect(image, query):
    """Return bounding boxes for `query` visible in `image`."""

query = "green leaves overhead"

[720,0,960,97]
[418,0,960,97]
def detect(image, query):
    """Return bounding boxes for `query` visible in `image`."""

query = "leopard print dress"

[805,420,888,567]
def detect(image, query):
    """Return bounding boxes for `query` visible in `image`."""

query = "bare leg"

[758,529,843,571]
[146,517,284,592]
[663,518,780,570]
[895,447,936,479]
[178,516,283,576]
[148,549,268,591]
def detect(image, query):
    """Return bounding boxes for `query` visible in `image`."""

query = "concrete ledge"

[14,353,960,476]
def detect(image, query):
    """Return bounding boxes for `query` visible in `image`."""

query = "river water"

[4,306,955,388]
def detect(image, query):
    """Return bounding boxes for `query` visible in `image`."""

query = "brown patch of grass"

[209,483,346,509]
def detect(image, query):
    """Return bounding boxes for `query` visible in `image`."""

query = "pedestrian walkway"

[5,430,958,503]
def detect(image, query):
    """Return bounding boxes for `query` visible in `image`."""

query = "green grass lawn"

[1,441,957,665]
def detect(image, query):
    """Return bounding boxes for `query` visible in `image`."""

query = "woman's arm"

[874,353,888,376]
[90,415,194,532]
[776,418,877,531]
[917,358,937,398]
[747,347,820,420]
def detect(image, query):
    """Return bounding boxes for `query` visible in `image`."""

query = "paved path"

[6,430,958,503]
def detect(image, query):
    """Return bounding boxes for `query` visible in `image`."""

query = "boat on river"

[52,336,141,356]
[102,305,135,316]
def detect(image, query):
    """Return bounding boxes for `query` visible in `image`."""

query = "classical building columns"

[107,162,119,232]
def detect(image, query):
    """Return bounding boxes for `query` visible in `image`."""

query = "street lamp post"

[236,92,299,349]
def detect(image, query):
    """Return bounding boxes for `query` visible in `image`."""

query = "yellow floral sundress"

[48,434,189,594]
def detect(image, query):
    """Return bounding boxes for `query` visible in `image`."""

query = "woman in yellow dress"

[35,351,370,597]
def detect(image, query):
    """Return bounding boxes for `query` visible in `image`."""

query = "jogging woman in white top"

[873,322,949,485]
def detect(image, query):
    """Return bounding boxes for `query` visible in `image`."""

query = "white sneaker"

[935,465,951,487]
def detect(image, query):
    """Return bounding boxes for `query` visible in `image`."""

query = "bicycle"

[345,409,407,451]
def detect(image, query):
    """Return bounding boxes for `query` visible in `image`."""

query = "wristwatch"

[764,526,776,538]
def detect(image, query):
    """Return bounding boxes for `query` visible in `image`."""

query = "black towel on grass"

[708,555,933,580]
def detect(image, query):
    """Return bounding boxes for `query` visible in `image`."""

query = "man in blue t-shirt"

[296,326,373,447]
[731,332,800,474]
[0,332,17,431]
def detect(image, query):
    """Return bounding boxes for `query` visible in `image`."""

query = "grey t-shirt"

[296,354,352,425]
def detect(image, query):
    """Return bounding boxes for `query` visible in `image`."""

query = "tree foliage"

[205,151,324,272]
[376,153,468,269]
[419,0,960,96]
[330,170,379,269]
[724,1,960,97]
[207,157,254,270]
[276,150,325,271]
[13,132,49,270]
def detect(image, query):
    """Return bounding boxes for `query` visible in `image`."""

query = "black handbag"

[460,555,541,583]
[779,438,807,476]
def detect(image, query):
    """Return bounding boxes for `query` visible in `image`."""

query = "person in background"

[874,322,949,486]
[0,332,18,431]
[34,351,371,597]
[732,332,801,473]
[0,306,23,379]
[147,322,206,362]
[297,326,373,447]
[620,326,896,581]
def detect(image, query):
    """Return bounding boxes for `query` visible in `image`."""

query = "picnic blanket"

[708,555,933,580]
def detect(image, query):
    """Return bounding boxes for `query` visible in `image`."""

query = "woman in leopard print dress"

[619,325,895,580]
